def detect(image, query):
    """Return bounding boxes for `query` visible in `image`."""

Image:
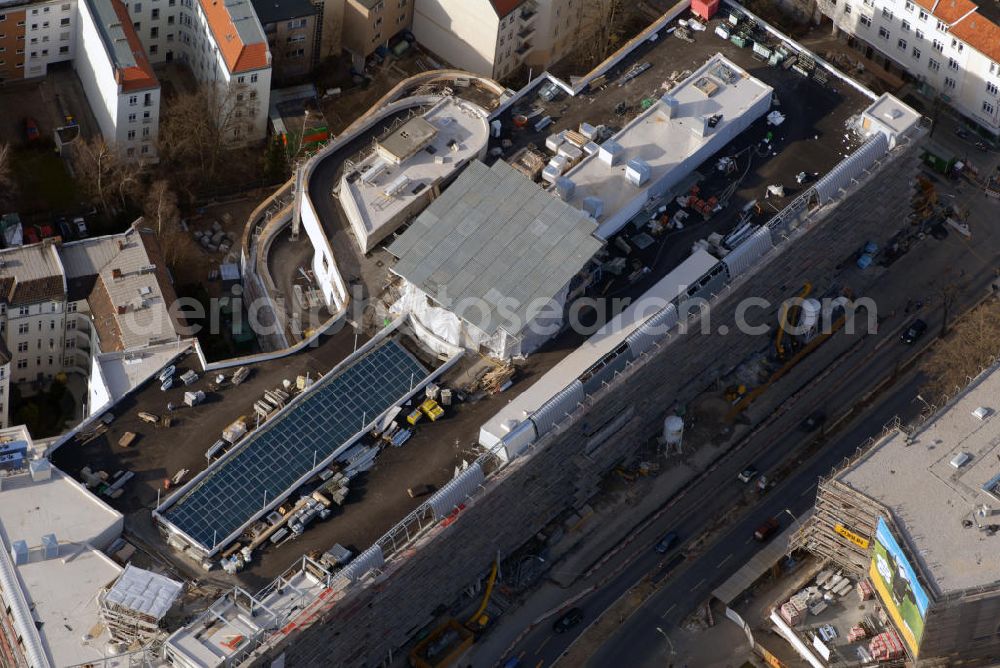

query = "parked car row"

[18,216,88,246]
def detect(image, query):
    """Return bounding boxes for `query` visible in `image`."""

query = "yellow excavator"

[775,282,812,361]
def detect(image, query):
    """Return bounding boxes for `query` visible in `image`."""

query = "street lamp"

[655,626,677,655]
[783,508,797,524]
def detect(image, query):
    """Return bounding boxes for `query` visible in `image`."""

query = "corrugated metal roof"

[389,160,603,338]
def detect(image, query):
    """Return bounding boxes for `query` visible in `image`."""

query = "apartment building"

[0,224,185,429]
[527,0,580,70]
[818,0,1000,135]
[1,0,271,156]
[341,0,412,66]
[252,0,317,82]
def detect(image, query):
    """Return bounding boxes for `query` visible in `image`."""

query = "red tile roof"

[110,0,157,92]
[932,0,978,24]
[199,0,269,74]
[951,11,1000,63]
[490,0,525,18]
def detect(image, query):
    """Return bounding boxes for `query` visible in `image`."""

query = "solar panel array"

[162,340,427,550]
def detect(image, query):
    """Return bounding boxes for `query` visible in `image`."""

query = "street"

[486,153,1000,667]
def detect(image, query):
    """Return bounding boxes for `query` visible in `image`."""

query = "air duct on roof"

[10,540,27,565]
[625,158,650,186]
[582,196,604,219]
[660,95,679,119]
[555,177,576,201]
[41,534,58,560]
[598,140,624,167]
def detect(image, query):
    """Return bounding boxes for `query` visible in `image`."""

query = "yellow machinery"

[409,561,498,668]
[420,398,445,422]
[775,282,812,361]
[728,313,847,421]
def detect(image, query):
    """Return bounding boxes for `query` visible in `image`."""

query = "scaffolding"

[98,566,183,644]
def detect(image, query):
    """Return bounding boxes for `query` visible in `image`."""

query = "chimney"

[112,268,123,280]
[117,305,128,315]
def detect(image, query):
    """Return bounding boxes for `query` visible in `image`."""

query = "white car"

[738,466,760,484]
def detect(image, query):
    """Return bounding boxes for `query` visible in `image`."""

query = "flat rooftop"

[0,454,125,668]
[837,362,1000,595]
[341,97,490,252]
[480,248,719,447]
[561,54,773,237]
[158,337,432,554]
[388,159,603,339]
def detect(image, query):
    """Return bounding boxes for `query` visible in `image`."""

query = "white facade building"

[0,224,187,429]
[22,0,78,78]
[818,0,1000,135]
[413,0,535,79]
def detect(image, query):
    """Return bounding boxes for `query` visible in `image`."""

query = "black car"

[900,319,928,344]
[552,608,584,633]
[799,410,826,432]
[654,531,679,554]
[55,217,76,241]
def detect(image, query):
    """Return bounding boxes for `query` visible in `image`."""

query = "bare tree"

[157,83,258,196]
[579,0,626,68]
[70,137,142,217]
[921,298,1000,405]
[0,143,14,207]
[143,179,185,269]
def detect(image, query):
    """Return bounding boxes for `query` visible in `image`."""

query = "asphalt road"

[585,372,923,668]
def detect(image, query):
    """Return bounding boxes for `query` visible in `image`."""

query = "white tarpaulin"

[104,564,183,619]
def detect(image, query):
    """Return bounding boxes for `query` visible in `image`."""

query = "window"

[152,8,159,18]
[249,90,256,99]
[141,144,150,154]
[916,28,924,40]
[167,15,174,24]
[62,3,70,9]
[928,58,940,71]
[60,31,69,40]
[860,14,871,27]
[905,0,914,10]
[135,1,142,10]
[948,57,959,70]
[127,129,136,139]
[984,100,995,115]
[919,9,928,20]
[17,342,27,352]
[143,110,150,120]
[134,21,140,31]
[60,17,69,25]
[150,44,157,53]
[142,126,150,137]
[58,45,68,53]
[932,39,944,52]
[944,76,956,89]
[67,319,76,330]
[17,323,28,334]
[988,81,998,95]
[18,306,28,316]
[936,20,947,32]
[844,3,851,13]
[167,32,173,40]
[901,20,910,32]
[16,360,26,370]
[128,112,136,122]
[129,95,137,105]
[236,74,244,84]
[250,73,258,83]
[878,26,890,40]
[150,26,158,37]
[881,7,892,20]
[41,21,48,27]
[898,38,907,50]
[910,45,920,59]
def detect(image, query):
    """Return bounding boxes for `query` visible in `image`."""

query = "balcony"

[519,1,538,23]
[518,24,535,40]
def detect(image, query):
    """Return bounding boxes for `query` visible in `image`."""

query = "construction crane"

[775,282,812,361]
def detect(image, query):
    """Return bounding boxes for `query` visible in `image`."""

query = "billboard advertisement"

[869,517,930,656]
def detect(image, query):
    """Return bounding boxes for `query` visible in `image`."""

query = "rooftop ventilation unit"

[951,452,972,469]
[582,196,604,219]
[660,95,679,119]
[598,140,624,167]
[973,406,992,420]
[625,158,651,187]
[383,174,412,198]
[10,540,27,565]
[555,177,576,201]
[41,534,58,560]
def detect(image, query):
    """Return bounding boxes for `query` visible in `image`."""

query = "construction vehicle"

[775,282,812,361]
[419,398,444,421]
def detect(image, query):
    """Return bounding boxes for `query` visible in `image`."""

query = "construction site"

[17,2,1000,667]
[783,359,1000,666]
